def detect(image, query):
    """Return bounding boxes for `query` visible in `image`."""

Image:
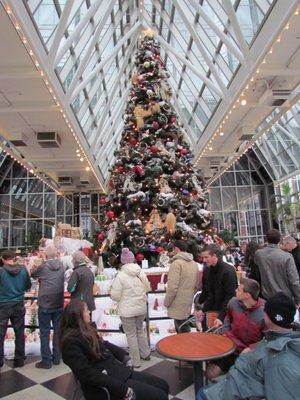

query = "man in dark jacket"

[0,250,31,368]
[31,245,64,369]
[195,244,237,328]
[67,251,95,312]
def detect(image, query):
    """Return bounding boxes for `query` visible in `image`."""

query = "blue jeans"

[197,388,208,400]
[38,307,62,365]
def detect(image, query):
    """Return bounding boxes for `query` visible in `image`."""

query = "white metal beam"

[222,0,250,62]
[65,1,118,101]
[69,21,141,102]
[91,35,138,150]
[188,0,245,64]
[53,0,103,66]
[172,0,231,102]
[47,0,75,63]
[155,32,224,99]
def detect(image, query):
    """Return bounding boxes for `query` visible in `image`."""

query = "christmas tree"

[95,29,219,267]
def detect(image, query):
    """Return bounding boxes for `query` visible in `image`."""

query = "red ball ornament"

[170,116,177,124]
[180,148,188,156]
[116,165,124,174]
[135,253,145,262]
[99,197,106,206]
[97,232,105,241]
[129,137,137,146]
[106,211,115,219]
[134,165,145,175]
[150,145,158,154]
[152,121,160,130]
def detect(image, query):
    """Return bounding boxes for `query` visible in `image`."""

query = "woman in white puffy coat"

[110,248,151,368]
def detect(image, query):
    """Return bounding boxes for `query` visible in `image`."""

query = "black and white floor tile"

[0,353,195,399]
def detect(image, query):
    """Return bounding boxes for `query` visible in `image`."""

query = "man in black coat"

[195,244,238,328]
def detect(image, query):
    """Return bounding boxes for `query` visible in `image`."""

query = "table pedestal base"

[193,361,204,397]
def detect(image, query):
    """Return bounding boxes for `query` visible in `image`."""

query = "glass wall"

[208,152,273,244]
[0,161,73,250]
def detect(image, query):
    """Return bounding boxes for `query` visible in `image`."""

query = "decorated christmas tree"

[95,30,221,267]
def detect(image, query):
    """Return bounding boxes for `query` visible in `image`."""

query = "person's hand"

[124,387,136,400]
[123,355,133,368]
[213,318,223,328]
[241,347,251,354]
[194,309,204,322]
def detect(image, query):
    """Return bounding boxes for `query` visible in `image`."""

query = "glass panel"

[91,193,99,214]
[224,212,238,236]
[81,194,91,214]
[237,187,253,210]
[66,215,73,225]
[0,220,9,248]
[222,187,237,210]
[235,171,251,185]
[44,219,55,238]
[11,195,27,218]
[212,212,224,231]
[0,202,9,220]
[27,220,43,249]
[235,158,249,170]
[209,188,222,210]
[12,163,27,178]
[56,196,64,215]
[11,220,26,247]
[221,172,235,186]
[28,178,44,193]
[252,186,268,209]
[0,180,11,194]
[10,180,27,195]
[28,194,43,218]
[44,193,56,218]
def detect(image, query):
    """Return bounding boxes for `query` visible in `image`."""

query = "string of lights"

[195,5,300,185]
[4,3,106,193]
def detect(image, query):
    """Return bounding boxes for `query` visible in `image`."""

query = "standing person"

[281,236,300,278]
[110,248,151,368]
[31,245,64,369]
[0,250,31,368]
[194,244,238,328]
[254,229,300,306]
[197,292,300,400]
[206,278,265,380]
[164,240,199,333]
[67,251,95,312]
[60,299,169,400]
[243,241,261,284]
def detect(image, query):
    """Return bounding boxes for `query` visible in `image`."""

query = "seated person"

[194,244,238,329]
[206,278,265,380]
[60,299,169,400]
[197,292,300,400]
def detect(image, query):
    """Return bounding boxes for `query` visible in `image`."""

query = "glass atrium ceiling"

[23,0,276,180]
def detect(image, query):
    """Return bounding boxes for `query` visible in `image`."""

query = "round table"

[156,332,236,397]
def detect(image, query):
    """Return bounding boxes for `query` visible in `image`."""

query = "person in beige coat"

[164,240,199,333]
[110,248,151,368]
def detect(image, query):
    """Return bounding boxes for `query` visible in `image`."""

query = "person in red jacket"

[206,277,265,380]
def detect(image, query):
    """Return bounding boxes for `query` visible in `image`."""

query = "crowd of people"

[0,228,299,399]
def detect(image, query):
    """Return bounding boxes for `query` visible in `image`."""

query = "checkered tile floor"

[0,352,195,399]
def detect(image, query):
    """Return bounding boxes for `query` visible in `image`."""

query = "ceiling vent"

[259,89,291,107]
[58,176,73,185]
[37,131,61,148]
[80,173,90,185]
[9,132,28,147]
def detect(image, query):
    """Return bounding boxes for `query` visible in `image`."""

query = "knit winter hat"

[120,248,135,264]
[264,292,296,328]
